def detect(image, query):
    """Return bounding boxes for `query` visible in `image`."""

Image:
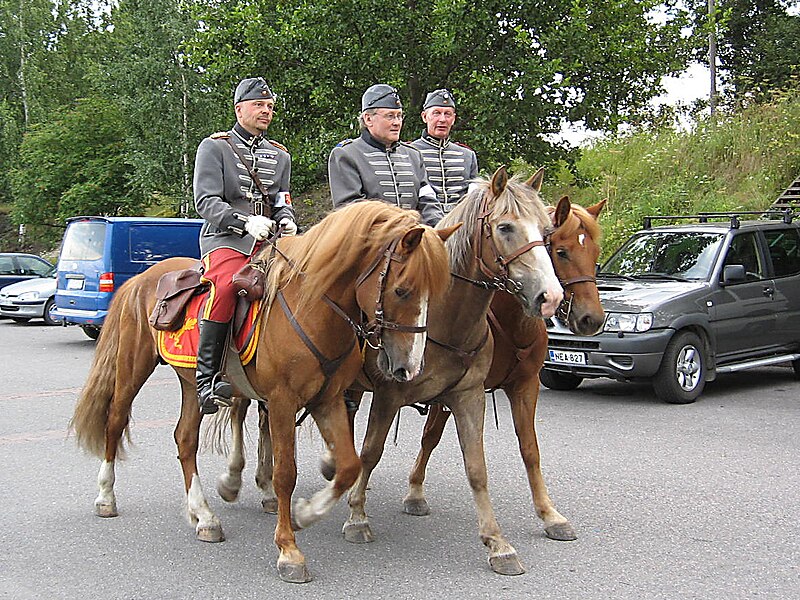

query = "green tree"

[0,0,107,202]
[188,0,693,190]
[720,0,800,97]
[10,96,138,241]
[97,0,218,215]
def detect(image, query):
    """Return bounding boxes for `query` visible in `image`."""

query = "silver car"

[0,264,60,325]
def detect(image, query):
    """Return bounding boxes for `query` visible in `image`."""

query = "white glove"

[279,217,298,236]
[244,215,275,241]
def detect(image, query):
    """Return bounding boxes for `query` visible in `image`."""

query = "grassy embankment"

[544,94,800,259]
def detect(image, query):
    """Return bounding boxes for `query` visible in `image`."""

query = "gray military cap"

[361,84,402,111]
[423,88,456,110]
[234,77,274,104]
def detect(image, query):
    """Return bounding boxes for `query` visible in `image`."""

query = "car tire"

[11,317,30,324]
[42,298,59,326]
[653,331,705,404]
[81,325,101,340]
[792,357,800,379]
[539,368,583,391]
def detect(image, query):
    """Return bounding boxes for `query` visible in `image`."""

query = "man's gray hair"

[358,108,378,130]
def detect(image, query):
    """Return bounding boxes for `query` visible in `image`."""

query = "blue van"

[54,216,203,339]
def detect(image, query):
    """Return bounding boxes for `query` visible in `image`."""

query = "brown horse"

[402,192,606,542]
[216,167,562,576]
[69,201,456,583]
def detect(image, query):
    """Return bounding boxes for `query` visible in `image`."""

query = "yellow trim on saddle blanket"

[157,299,263,369]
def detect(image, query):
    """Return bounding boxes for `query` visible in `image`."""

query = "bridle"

[453,191,548,294]
[323,236,427,350]
[546,225,597,323]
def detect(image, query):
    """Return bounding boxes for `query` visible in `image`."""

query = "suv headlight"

[18,291,41,301]
[604,312,653,333]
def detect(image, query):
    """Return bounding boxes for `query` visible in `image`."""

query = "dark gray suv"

[542,212,800,403]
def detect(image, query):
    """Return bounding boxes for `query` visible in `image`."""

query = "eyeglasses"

[375,111,404,122]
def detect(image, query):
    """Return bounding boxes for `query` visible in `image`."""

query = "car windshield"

[602,231,725,281]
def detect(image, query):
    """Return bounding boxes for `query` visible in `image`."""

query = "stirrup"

[210,374,233,408]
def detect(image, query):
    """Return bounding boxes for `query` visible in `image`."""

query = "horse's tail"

[69,282,135,460]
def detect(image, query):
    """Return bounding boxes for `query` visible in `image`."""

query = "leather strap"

[223,137,272,216]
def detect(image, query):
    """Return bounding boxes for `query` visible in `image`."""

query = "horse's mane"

[547,203,602,242]
[260,201,451,313]
[438,175,551,273]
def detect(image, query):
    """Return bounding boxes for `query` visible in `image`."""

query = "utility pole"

[708,0,717,114]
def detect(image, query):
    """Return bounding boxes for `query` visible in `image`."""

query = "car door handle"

[762,286,774,297]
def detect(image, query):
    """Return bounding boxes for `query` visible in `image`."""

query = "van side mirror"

[722,264,746,284]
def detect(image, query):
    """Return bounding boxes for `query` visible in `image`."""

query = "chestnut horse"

[402,192,606,541]
[69,202,456,583]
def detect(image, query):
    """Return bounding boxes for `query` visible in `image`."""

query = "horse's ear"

[586,198,607,220]
[436,222,462,242]
[490,165,508,196]
[554,195,571,227]
[525,167,545,192]
[399,227,425,254]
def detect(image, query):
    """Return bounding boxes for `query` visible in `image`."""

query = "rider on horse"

[192,77,298,415]
[410,88,479,216]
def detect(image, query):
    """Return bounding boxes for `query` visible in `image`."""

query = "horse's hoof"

[319,458,335,481]
[261,497,278,514]
[277,561,312,584]
[95,502,118,518]
[196,524,225,543]
[217,477,241,503]
[402,498,430,516]
[545,522,577,541]
[489,552,526,576]
[343,521,374,543]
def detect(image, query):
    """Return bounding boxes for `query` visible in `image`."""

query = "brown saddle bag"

[231,263,266,301]
[148,263,208,331]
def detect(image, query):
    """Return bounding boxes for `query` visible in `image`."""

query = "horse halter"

[468,193,547,295]
[547,232,597,323]
[325,236,427,350]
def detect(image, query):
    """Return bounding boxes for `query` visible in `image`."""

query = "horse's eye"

[395,287,410,299]
[556,248,568,259]
[497,223,514,234]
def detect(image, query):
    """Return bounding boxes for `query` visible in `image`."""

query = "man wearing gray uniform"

[193,76,297,415]
[411,88,478,215]
[328,84,442,226]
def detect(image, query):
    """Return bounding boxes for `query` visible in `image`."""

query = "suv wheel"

[81,325,101,340]
[654,331,705,404]
[539,369,583,391]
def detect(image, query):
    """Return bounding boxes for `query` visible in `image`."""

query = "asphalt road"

[1,319,798,600]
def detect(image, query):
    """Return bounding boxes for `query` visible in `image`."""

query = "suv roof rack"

[642,209,796,230]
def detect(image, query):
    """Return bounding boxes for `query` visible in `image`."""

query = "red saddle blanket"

[157,294,263,369]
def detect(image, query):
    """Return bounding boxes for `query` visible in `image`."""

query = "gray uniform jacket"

[411,131,478,214]
[328,130,442,226]
[194,123,295,257]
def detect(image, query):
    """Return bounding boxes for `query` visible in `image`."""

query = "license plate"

[548,349,586,365]
[67,278,84,290]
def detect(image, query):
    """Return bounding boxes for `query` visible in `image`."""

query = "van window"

[61,222,107,261]
[129,224,201,263]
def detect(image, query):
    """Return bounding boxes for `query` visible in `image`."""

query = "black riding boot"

[196,319,233,415]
